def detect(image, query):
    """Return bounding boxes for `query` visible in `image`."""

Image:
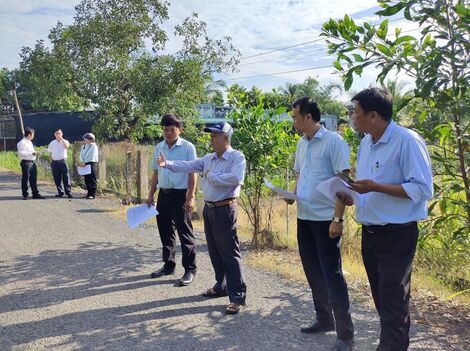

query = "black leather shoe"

[330,338,354,351]
[66,193,74,198]
[55,194,64,198]
[32,194,45,199]
[150,267,175,278]
[22,196,28,200]
[179,271,196,286]
[300,320,335,334]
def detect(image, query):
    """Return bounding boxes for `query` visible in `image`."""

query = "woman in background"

[79,133,99,199]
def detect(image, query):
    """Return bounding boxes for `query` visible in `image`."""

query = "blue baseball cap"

[203,122,233,137]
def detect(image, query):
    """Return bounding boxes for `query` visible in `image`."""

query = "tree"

[230,96,298,248]
[14,0,239,141]
[13,41,88,111]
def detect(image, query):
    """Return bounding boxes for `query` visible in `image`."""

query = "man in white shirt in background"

[48,129,73,198]
[17,127,44,200]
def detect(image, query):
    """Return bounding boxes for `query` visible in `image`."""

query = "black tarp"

[14,112,94,146]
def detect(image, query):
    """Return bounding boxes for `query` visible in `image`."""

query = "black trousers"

[83,162,98,197]
[362,222,418,351]
[20,160,39,197]
[51,160,71,195]
[203,203,246,305]
[156,189,197,272]
[297,219,354,341]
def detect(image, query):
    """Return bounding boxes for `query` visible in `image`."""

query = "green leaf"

[376,43,393,57]
[393,35,416,46]
[352,53,364,62]
[375,2,406,17]
[333,60,343,71]
[344,71,353,91]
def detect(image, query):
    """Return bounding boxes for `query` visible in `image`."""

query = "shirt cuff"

[401,183,422,204]
[165,160,174,170]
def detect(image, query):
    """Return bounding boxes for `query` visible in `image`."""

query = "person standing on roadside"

[287,97,354,351]
[157,122,247,315]
[337,88,433,351]
[48,129,73,198]
[146,114,198,286]
[17,127,44,200]
[79,133,99,199]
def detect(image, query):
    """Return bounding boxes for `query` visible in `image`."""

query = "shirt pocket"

[308,155,331,178]
[373,161,403,184]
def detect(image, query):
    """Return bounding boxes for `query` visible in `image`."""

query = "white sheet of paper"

[126,204,159,229]
[317,176,358,204]
[77,165,91,175]
[264,178,302,202]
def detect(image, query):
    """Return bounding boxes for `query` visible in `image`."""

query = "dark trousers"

[84,162,98,197]
[362,222,418,351]
[297,219,354,341]
[20,160,39,197]
[203,203,246,305]
[156,189,197,272]
[51,160,71,195]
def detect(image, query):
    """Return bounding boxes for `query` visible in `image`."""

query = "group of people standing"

[17,128,99,200]
[15,86,433,351]
[147,87,433,351]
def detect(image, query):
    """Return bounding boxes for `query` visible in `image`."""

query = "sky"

[0,0,417,101]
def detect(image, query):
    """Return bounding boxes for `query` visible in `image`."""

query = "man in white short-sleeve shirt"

[48,129,73,198]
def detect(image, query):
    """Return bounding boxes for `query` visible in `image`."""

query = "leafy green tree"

[13,41,88,111]
[230,97,299,248]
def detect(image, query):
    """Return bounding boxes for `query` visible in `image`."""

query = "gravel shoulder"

[0,169,466,351]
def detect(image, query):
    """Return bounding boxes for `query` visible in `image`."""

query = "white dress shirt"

[355,121,433,225]
[17,138,36,161]
[48,139,69,160]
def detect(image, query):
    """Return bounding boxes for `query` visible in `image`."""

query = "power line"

[237,27,419,68]
[225,65,333,81]
[239,17,406,61]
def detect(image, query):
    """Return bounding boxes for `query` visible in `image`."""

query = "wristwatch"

[333,217,344,223]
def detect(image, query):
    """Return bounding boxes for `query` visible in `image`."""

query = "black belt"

[52,159,65,162]
[205,198,236,208]
[363,221,417,233]
[159,188,187,194]
[21,159,34,162]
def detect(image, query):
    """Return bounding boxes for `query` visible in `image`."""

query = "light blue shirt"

[165,146,246,202]
[355,121,433,225]
[151,138,197,189]
[294,126,350,221]
[79,143,99,163]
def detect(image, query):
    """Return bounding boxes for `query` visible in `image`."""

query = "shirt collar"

[212,146,233,160]
[376,121,396,144]
[302,126,327,142]
[163,137,183,150]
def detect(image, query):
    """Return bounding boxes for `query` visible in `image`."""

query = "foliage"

[11,1,239,142]
[227,77,346,116]
[322,0,469,290]
[230,94,299,248]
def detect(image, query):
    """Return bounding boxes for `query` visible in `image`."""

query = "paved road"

[0,170,459,350]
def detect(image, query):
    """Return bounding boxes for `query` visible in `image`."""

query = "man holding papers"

[288,97,354,351]
[338,88,433,351]
[146,114,198,286]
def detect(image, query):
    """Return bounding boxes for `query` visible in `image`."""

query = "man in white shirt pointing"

[48,129,73,198]
[17,127,44,200]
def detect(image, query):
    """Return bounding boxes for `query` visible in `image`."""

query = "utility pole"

[12,87,24,136]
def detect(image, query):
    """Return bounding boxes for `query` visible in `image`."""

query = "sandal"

[202,288,228,298]
[225,303,243,315]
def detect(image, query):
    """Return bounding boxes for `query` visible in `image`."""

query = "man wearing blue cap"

[157,122,247,315]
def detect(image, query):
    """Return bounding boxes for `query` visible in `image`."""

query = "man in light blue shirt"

[146,114,197,286]
[339,88,433,351]
[157,122,247,315]
[288,97,354,351]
